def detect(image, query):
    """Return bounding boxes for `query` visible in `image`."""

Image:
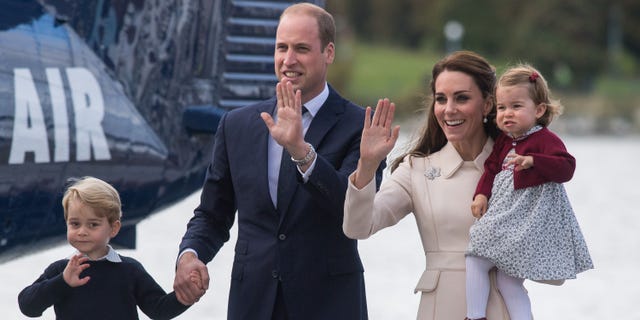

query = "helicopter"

[0,0,323,263]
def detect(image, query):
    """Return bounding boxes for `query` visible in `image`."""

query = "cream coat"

[344,140,510,320]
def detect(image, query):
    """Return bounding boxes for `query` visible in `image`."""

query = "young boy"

[18,176,190,319]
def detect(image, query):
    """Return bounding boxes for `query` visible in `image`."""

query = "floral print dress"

[467,127,593,281]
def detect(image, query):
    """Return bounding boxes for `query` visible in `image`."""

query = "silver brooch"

[424,166,441,180]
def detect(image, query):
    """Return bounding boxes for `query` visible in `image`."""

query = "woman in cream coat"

[344,51,511,320]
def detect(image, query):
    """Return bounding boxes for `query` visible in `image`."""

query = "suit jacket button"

[278,234,286,240]
[272,270,279,279]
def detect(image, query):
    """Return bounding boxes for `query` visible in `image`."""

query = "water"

[2,136,638,319]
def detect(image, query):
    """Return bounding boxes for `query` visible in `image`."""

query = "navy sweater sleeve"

[125,256,190,319]
[18,259,72,317]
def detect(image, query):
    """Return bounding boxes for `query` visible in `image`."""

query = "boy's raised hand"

[63,253,91,287]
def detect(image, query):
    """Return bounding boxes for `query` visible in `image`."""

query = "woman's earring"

[483,116,488,124]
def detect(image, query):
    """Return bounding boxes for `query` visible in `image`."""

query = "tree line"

[327,0,640,90]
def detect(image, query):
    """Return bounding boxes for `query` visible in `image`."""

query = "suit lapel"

[252,100,278,212]
[304,90,344,147]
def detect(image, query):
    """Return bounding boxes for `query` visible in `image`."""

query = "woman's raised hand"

[353,98,400,188]
[361,98,400,163]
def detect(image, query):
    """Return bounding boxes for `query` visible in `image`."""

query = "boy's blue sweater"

[18,255,189,320]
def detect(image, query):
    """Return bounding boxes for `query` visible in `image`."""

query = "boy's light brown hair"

[62,177,122,224]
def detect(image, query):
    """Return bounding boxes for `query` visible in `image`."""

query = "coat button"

[272,270,279,279]
[278,234,286,240]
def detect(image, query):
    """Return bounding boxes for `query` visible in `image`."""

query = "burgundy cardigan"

[475,127,575,199]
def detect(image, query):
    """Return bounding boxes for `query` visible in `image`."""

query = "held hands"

[174,252,209,306]
[63,253,91,287]
[353,98,400,189]
[189,270,203,288]
[471,194,488,219]
[260,81,308,161]
[506,153,534,171]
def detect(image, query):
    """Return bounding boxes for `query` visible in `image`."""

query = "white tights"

[465,255,532,320]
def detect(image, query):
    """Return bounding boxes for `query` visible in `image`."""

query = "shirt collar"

[508,125,543,141]
[102,245,122,262]
[72,245,122,263]
[301,82,329,117]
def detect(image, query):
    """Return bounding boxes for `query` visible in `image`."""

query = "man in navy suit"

[173,3,384,319]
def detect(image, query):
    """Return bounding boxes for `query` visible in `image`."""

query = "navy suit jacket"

[180,86,384,320]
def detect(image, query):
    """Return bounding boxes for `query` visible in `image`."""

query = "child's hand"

[189,270,204,290]
[471,194,488,219]
[506,154,534,171]
[63,253,91,287]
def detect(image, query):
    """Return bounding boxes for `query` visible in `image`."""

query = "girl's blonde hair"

[498,64,563,126]
[62,177,122,224]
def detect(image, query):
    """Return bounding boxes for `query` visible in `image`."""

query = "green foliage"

[327,0,640,90]
[325,0,640,132]
[329,42,439,117]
